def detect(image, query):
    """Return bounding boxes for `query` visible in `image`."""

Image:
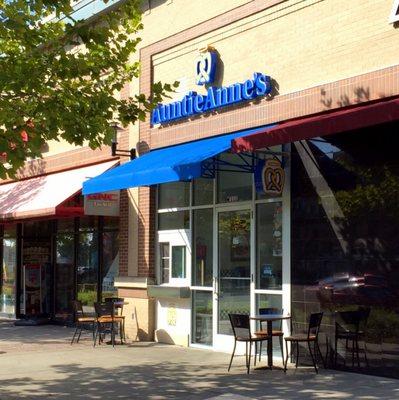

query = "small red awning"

[232,97,399,152]
[0,160,117,221]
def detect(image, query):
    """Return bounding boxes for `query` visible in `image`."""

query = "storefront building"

[2,0,395,379]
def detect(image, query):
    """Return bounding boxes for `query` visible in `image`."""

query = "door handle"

[213,277,218,299]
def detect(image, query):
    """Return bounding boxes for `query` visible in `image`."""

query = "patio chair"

[284,312,324,374]
[93,302,124,347]
[104,297,126,342]
[70,300,96,345]
[334,306,370,368]
[255,307,284,362]
[228,313,270,374]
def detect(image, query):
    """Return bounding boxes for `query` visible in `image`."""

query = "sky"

[58,0,122,22]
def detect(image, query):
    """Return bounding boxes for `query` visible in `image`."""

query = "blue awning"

[82,125,274,195]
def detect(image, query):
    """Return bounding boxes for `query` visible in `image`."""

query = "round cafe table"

[250,314,291,369]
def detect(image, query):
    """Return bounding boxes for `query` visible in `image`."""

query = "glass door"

[213,207,251,351]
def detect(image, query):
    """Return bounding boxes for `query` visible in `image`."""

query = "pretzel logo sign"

[262,159,285,195]
[195,50,217,85]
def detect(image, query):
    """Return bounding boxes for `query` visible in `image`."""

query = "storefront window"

[192,290,213,346]
[103,216,119,230]
[79,216,98,231]
[158,211,189,230]
[101,230,119,300]
[217,153,252,203]
[193,178,213,206]
[159,242,170,284]
[256,202,283,290]
[171,245,186,278]
[291,126,399,378]
[77,232,98,311]
[22,221,52,316]
[23,220,52,238]
[57,218,75,232]
[1,226,17,317]
[192,209,213,287]
[158,181,190,209]
[55,233,75,319]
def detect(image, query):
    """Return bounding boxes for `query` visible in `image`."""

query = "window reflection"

[256,202,282,290]
[101,231,119,300]
[292,125,399,378]
[77,232,98,313]
[55,233,74,319]
[217,153,252,203]
[192,209,213,287]
[1,227,16,317]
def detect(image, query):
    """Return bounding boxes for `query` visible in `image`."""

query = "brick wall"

[117,82,132,277]
[137,186,155,278]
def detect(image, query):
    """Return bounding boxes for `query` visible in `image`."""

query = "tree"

[0,0,176,177]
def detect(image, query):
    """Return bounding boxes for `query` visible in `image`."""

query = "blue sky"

[60,0,121,22]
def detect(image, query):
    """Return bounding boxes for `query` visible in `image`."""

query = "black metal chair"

[284,312,324,373]
[93,302,123,347]
[228,313,270,374]
[70,300,96,344]
[104,297,126,342]
[334,307,370,368]
[255,307,284,362]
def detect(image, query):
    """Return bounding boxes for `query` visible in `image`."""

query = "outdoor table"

[251,314,291,369]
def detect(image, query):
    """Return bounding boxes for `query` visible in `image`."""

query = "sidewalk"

[0,321,398,399]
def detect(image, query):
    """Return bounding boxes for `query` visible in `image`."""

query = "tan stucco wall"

[119,294,155,341]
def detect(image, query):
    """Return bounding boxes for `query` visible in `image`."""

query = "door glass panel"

[55,234,75,320]
[218,210,251,335]
[171,246,186,278]
[101,231,119,300]
[1,233,16,317]
[192,290,213,346]
[256,294,283,357]
[77,232,98,313]
[22,238,52,316]
[256,202,283,290]
[192,208,213,287]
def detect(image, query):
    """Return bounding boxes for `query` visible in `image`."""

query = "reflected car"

[307,272,397,308]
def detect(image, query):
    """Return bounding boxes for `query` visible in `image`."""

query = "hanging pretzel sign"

[262,159,285,195]
[255,159,285,195]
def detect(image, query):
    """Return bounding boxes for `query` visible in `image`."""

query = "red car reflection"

[309,273,396,308]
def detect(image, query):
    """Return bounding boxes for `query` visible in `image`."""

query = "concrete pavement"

[0,321,398,399]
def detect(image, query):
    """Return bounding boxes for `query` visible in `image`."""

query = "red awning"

[232,97,399,152]
[0,160,117,220]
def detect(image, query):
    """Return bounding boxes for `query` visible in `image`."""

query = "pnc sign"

[84,191,120,216]
[151,50,272,126]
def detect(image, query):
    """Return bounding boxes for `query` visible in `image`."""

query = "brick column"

[117,82,131,277]
[118,189,129,276]
[137,186,156,279]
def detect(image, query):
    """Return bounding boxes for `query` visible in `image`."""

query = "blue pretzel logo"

[195,51,217,85]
